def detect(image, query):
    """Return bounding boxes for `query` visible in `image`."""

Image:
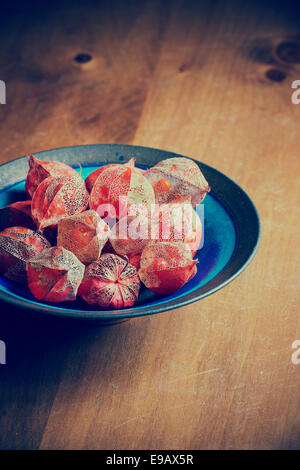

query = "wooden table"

[0,0,299,450]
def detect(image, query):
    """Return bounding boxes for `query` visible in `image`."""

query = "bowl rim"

[0,144,261,320]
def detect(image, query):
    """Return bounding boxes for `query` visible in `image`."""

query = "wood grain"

[0,0,299,450]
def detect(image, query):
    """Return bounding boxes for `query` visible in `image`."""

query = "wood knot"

[178,63,190,73]
[276,42,300,63]
[265,69,286,82]
[74,53,92,64]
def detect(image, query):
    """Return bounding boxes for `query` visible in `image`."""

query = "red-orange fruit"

[57,210,110,265]
[0,226,50,283]
[27,246,85,302]
[0,201,36,231]
[145,157,210,207]
[31,175,89,231]
[127,253,141,270]
[25,155,79,198]
[154,178,172,193]
[78,253,140,309]
[89,160,155,219]
[138,241,198,295]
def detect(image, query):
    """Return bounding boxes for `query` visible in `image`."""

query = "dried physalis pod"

[0,226,50,283]
[0,201,36,231]
[86,164,118,193]
[157,203,202,255]
[25,155,79,198]
[27,246,85,303]
[110,203,202,260]
[31,175,89,231]
[89,159,155,219]
[85,158,136,193]
[57,210,110,265]
[78,253,140,309]
[145,157,210,207]
[138,241,198,295]
[109,215,153,257]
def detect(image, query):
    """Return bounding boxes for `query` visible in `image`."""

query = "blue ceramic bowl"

[0,144,260,322]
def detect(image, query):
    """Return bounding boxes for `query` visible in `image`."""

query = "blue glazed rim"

[0,144,260,321]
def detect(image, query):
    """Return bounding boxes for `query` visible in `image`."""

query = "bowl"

[0,144,260,323]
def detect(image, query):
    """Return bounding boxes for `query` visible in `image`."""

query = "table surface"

[0,0,299,450]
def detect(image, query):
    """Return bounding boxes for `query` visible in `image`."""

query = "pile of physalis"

[0,154,210,309]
